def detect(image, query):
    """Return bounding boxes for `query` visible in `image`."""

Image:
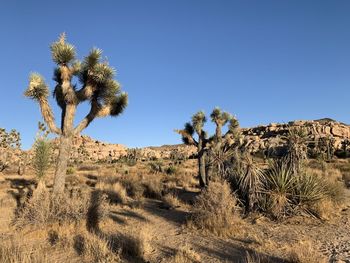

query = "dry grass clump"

[188,180,240,236]
[15,187,91,227]
[73,232,121,263]
[286,241,327,263]
[119,225,152,261]
[0,237,52,263]
[119,175,145,200]
[162,193,182,209]
[170,244,201,263]
[96,181,128,204]
[142,175,163,199]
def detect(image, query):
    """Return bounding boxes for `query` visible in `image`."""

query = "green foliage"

[33,138,51,179]
[24,73,49,100]
[227,153,264,212]
[191,111,206,133]
[32,121,52,180]
[165,165,177,175]
[50,33,76,65]
[66,167,75,175]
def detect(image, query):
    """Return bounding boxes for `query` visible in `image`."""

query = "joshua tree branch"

[75,84,94,102]
[175,130,198,146]
[38,98,61,135]
[74,101,99,134]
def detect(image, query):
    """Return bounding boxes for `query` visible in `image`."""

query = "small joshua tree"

[24,34,128,194]
[0,128,21,172]
[284,127,308,176]
[175,108,240,187]
[33,122,51,187]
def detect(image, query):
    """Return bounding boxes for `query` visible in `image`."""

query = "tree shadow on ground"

[192,238,287,263]
[84,190,148,263]
[143,199,189,225]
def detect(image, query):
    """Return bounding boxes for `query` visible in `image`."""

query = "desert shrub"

[96,181,128,204]
[15,188,104,227]
[149,161,164,174]
[170,245,201,263]
[66,166,75,175]
[73,232,121,263]
[142,176,163,199]
[119,175,145,200]
[165,164,177,175]
[188,180,239,236]
[162,193,182,209]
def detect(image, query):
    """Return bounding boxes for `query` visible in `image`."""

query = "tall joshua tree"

[24,34,128,194]
[175,108,239,187]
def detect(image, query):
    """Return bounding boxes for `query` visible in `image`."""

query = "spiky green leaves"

[24,73,49,100]
[110,92,128,116]
[192,111,206,134]
[210,107,232,126]
[228,118,239,132]
[184,122,195,136]
[50,33,76,65]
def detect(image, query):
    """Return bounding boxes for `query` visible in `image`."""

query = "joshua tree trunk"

[53,135,72,193]
[198,150,207,188]
[53,103,76,194]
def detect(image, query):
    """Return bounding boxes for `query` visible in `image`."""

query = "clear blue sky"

[1,1,350,149]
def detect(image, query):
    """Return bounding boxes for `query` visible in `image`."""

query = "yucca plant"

[24,34,128,194]
[263,160,295,219]
[236,154,265,212]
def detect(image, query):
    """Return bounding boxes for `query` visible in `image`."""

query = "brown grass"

[96,181,128,204]
[188,180,241,236]
[0,236,53,263]
[286,240,327,263]
[15,186,91,227]
[170,244,201,263]
[119,224,152,261]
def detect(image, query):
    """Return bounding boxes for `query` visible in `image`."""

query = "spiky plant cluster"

[33,122,52,181]
[225,152,344,218]
[24,34,128,193]
[261,159,343,219]
[175,107,241,187]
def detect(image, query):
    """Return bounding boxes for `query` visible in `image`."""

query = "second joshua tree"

[25,34,128,194]
[176,108,240,187]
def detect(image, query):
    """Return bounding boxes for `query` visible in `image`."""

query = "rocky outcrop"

[50,135,128,162]
[16,118,350,165]
[241,118,350,156]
